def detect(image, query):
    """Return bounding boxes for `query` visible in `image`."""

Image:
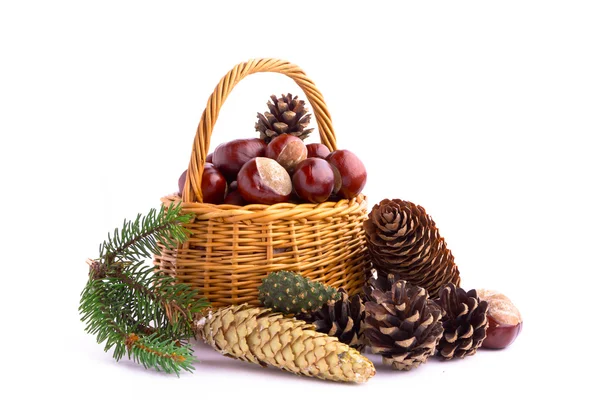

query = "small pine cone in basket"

[255,93,314,143]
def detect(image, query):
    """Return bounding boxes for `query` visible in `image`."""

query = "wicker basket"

[155,58,370,307]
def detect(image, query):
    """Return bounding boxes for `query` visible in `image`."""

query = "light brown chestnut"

[237,157,292,205]
[265,134,307,172]
[306,143,330,159]
[292,158,335,203]
[477,289,523,349]
[177,164,228,204]
[326,149,367,199]
[212,138,266,181]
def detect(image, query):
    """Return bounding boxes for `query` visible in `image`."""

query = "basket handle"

[183,58,337,203]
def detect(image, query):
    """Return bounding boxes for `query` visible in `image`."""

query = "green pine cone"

[258,271,340,315]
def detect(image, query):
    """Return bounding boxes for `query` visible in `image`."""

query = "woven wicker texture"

[155,58,370,307]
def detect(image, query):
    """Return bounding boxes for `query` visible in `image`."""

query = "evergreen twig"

[79,203,209,375]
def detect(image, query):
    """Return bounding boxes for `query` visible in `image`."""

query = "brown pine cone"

[364,199,460,297]
[298,289,365,351]
[435,283,489,359]
[255,94,314,143]
[364,275,443,370]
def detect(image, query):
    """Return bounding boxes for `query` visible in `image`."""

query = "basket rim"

[161,193,368,223]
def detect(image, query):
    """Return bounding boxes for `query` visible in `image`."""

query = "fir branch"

[99,203,192,266]
[79,203,209,375]
[126,333,195,374]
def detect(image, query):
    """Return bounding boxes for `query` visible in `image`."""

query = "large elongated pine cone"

[364,199,460,297]
[194,304,375,383]
[435,283,489,359]
[364,275,443,370]
[298,289,366,351]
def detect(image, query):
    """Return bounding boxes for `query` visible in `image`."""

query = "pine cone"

[195,304,375,383]
[364,275,443,371]
[299,289,366,351]
[258,271,340,315]
[435,283,489,359]
[255,94,314,143]
[364,199,460,297]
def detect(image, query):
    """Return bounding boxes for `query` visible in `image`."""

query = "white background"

[1,1,598,399]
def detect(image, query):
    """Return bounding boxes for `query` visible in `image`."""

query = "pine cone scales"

[364,199,460,297]
[195,304,375,383]
[364,276,443,370]
[436,283,489,359]
[255,94,314,143]
[299,289,366,351]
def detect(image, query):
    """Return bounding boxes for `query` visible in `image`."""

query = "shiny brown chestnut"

[265,134,307,172]
[237,157,292,205]
[306,143,330,159]
[178,169,187,196]
[206,152,213,163]
[177,164,228,204]
[212,138,266,181]
[477,289,523,349]
[224,189,246,206]
[201,163,228,204]
[292,158,335,203]
[223,181,244,205]
[326,149,367,199]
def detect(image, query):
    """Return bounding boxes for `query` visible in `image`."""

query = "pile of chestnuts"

[178,134,367,206]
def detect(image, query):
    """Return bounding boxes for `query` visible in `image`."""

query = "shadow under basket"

[154,58,371,308]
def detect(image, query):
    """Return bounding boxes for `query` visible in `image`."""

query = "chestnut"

[178,169,187,196]
[477,289,523,349]
[212,138,266,181]
[237,157,292,205]
[206,152,213,163]
[201,163,228,204]
[326,149,367,199]
[224,189,246,206]
[306,143,330,159]
[265,134,307,172]
[292,158,335,203]
[177,164,228,204]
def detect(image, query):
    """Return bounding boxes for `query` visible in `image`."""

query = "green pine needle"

[79,202,209,375]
